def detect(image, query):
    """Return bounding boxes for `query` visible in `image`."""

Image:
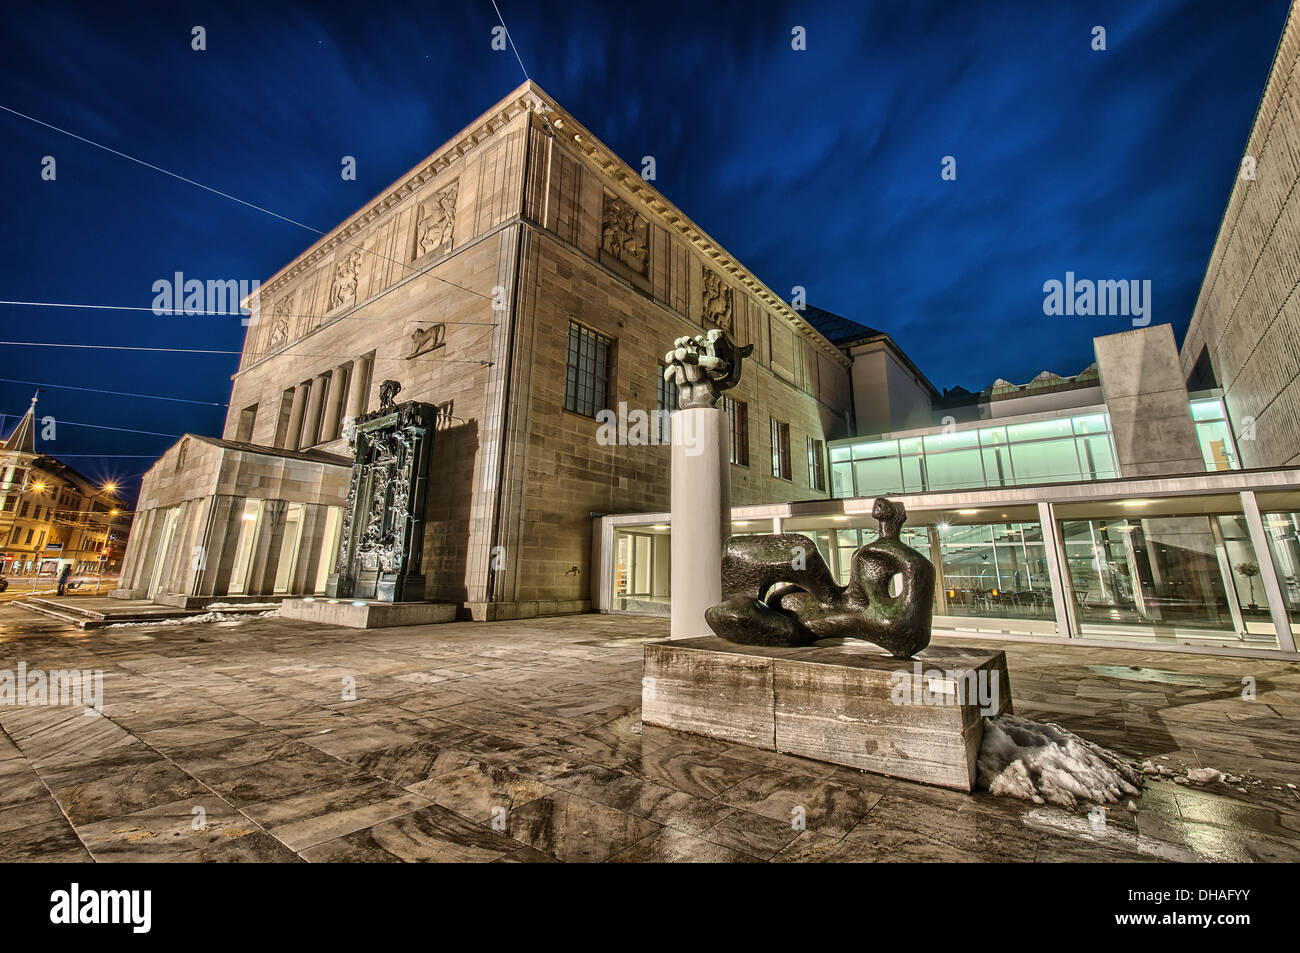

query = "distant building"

[0,395,127,577]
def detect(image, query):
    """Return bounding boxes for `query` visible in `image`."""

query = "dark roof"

[189,434,352,467]
[798,305,883,346]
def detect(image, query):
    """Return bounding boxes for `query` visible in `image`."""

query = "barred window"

[770,418,791,480]
[807,436,826,491]
[657,364,680,413]
[722,397,749,467]
[565,321,612,419]
[656,364,680,443]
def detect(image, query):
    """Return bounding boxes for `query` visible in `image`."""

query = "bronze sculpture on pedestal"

[705,498,935,658]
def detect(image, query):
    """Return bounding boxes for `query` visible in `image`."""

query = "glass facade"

[829,411,1119,497]
[603,490,1289,652]
[1259,512,1300,633]
[1057,510,1273,648]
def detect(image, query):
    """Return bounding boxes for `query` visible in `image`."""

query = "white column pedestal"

[670,406,730,640]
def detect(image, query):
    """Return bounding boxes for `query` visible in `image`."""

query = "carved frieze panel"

[328,252,362,313]
[601,188,649,276]
[266,293,293,350]
[406,323,446,359]
[412,180,459,260]
[701,267,733,333]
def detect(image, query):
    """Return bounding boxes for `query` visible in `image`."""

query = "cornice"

[252,86,549,303]
[249,80,850,371]
[532,91,850,370]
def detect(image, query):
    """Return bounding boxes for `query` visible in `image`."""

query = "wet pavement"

[0,604,1297,862]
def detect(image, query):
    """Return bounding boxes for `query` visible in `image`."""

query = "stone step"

[16,599,199,629]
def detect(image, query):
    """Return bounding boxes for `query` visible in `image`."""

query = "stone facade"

[1180,4,1300,466]
[119,82,857,617]
[114,436,348,605]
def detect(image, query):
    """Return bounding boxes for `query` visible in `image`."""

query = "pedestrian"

[58,564,71,596]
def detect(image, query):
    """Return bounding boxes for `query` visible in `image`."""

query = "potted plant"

[1235,561,1261,610]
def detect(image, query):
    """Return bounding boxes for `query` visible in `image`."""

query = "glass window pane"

[853,439,898,459]
[979,426,1008,446]
[1196,420,1238,471]
[982,446,1012,487]
[831,461,853,497]
[1078,434,1117,480]
[924,449,984,490]
[901,454,925,492]
[1071,413,1110,435]
[1009,439,1080,484]
[1006,418,1074,441]
[854,457,903,495]
[923,430,980,452]
[1190,398,1225,422]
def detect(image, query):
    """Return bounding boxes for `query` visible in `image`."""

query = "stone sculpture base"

[280,598,457,630]
[642,637,1013,791]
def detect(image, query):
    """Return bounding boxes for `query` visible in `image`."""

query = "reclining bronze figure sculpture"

[704,498,935,658]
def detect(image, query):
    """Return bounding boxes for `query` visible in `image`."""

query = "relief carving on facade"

[701,267,734,332]
[329,252,362,312]
[601,188,649,276]
[266,294,293,350]
[406,323,446,359]
[413,181,459,260]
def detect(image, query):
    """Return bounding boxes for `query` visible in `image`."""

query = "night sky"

[0,0,1288,501]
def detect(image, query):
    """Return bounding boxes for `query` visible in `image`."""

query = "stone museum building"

[115,81,854,618]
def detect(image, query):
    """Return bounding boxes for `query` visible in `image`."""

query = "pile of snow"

[977,713,1143,809]
[106,609,279,628]
[1139,758,1268,794]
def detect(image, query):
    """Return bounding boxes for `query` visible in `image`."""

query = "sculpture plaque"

[705,498,936,657]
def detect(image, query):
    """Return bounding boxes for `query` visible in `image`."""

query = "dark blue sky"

[0,0,1289,499]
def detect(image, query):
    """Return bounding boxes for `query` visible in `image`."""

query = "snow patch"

[106,609,280,628]
[202,602,280,610]
[977,713,1142,809]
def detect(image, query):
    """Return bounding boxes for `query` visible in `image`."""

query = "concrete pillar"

[1239,490,1297,652]
[1037,502,1075,638]
[670,407,729,639]
[346,356,370,422]
[320,367,346,442]
[928,526,948,613]
[286,383,309,451]
[301,375,328,449]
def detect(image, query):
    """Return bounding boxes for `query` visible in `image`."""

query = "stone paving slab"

[0,607,1297,862]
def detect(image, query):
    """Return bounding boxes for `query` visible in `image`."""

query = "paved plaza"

[0,604,1298,863]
